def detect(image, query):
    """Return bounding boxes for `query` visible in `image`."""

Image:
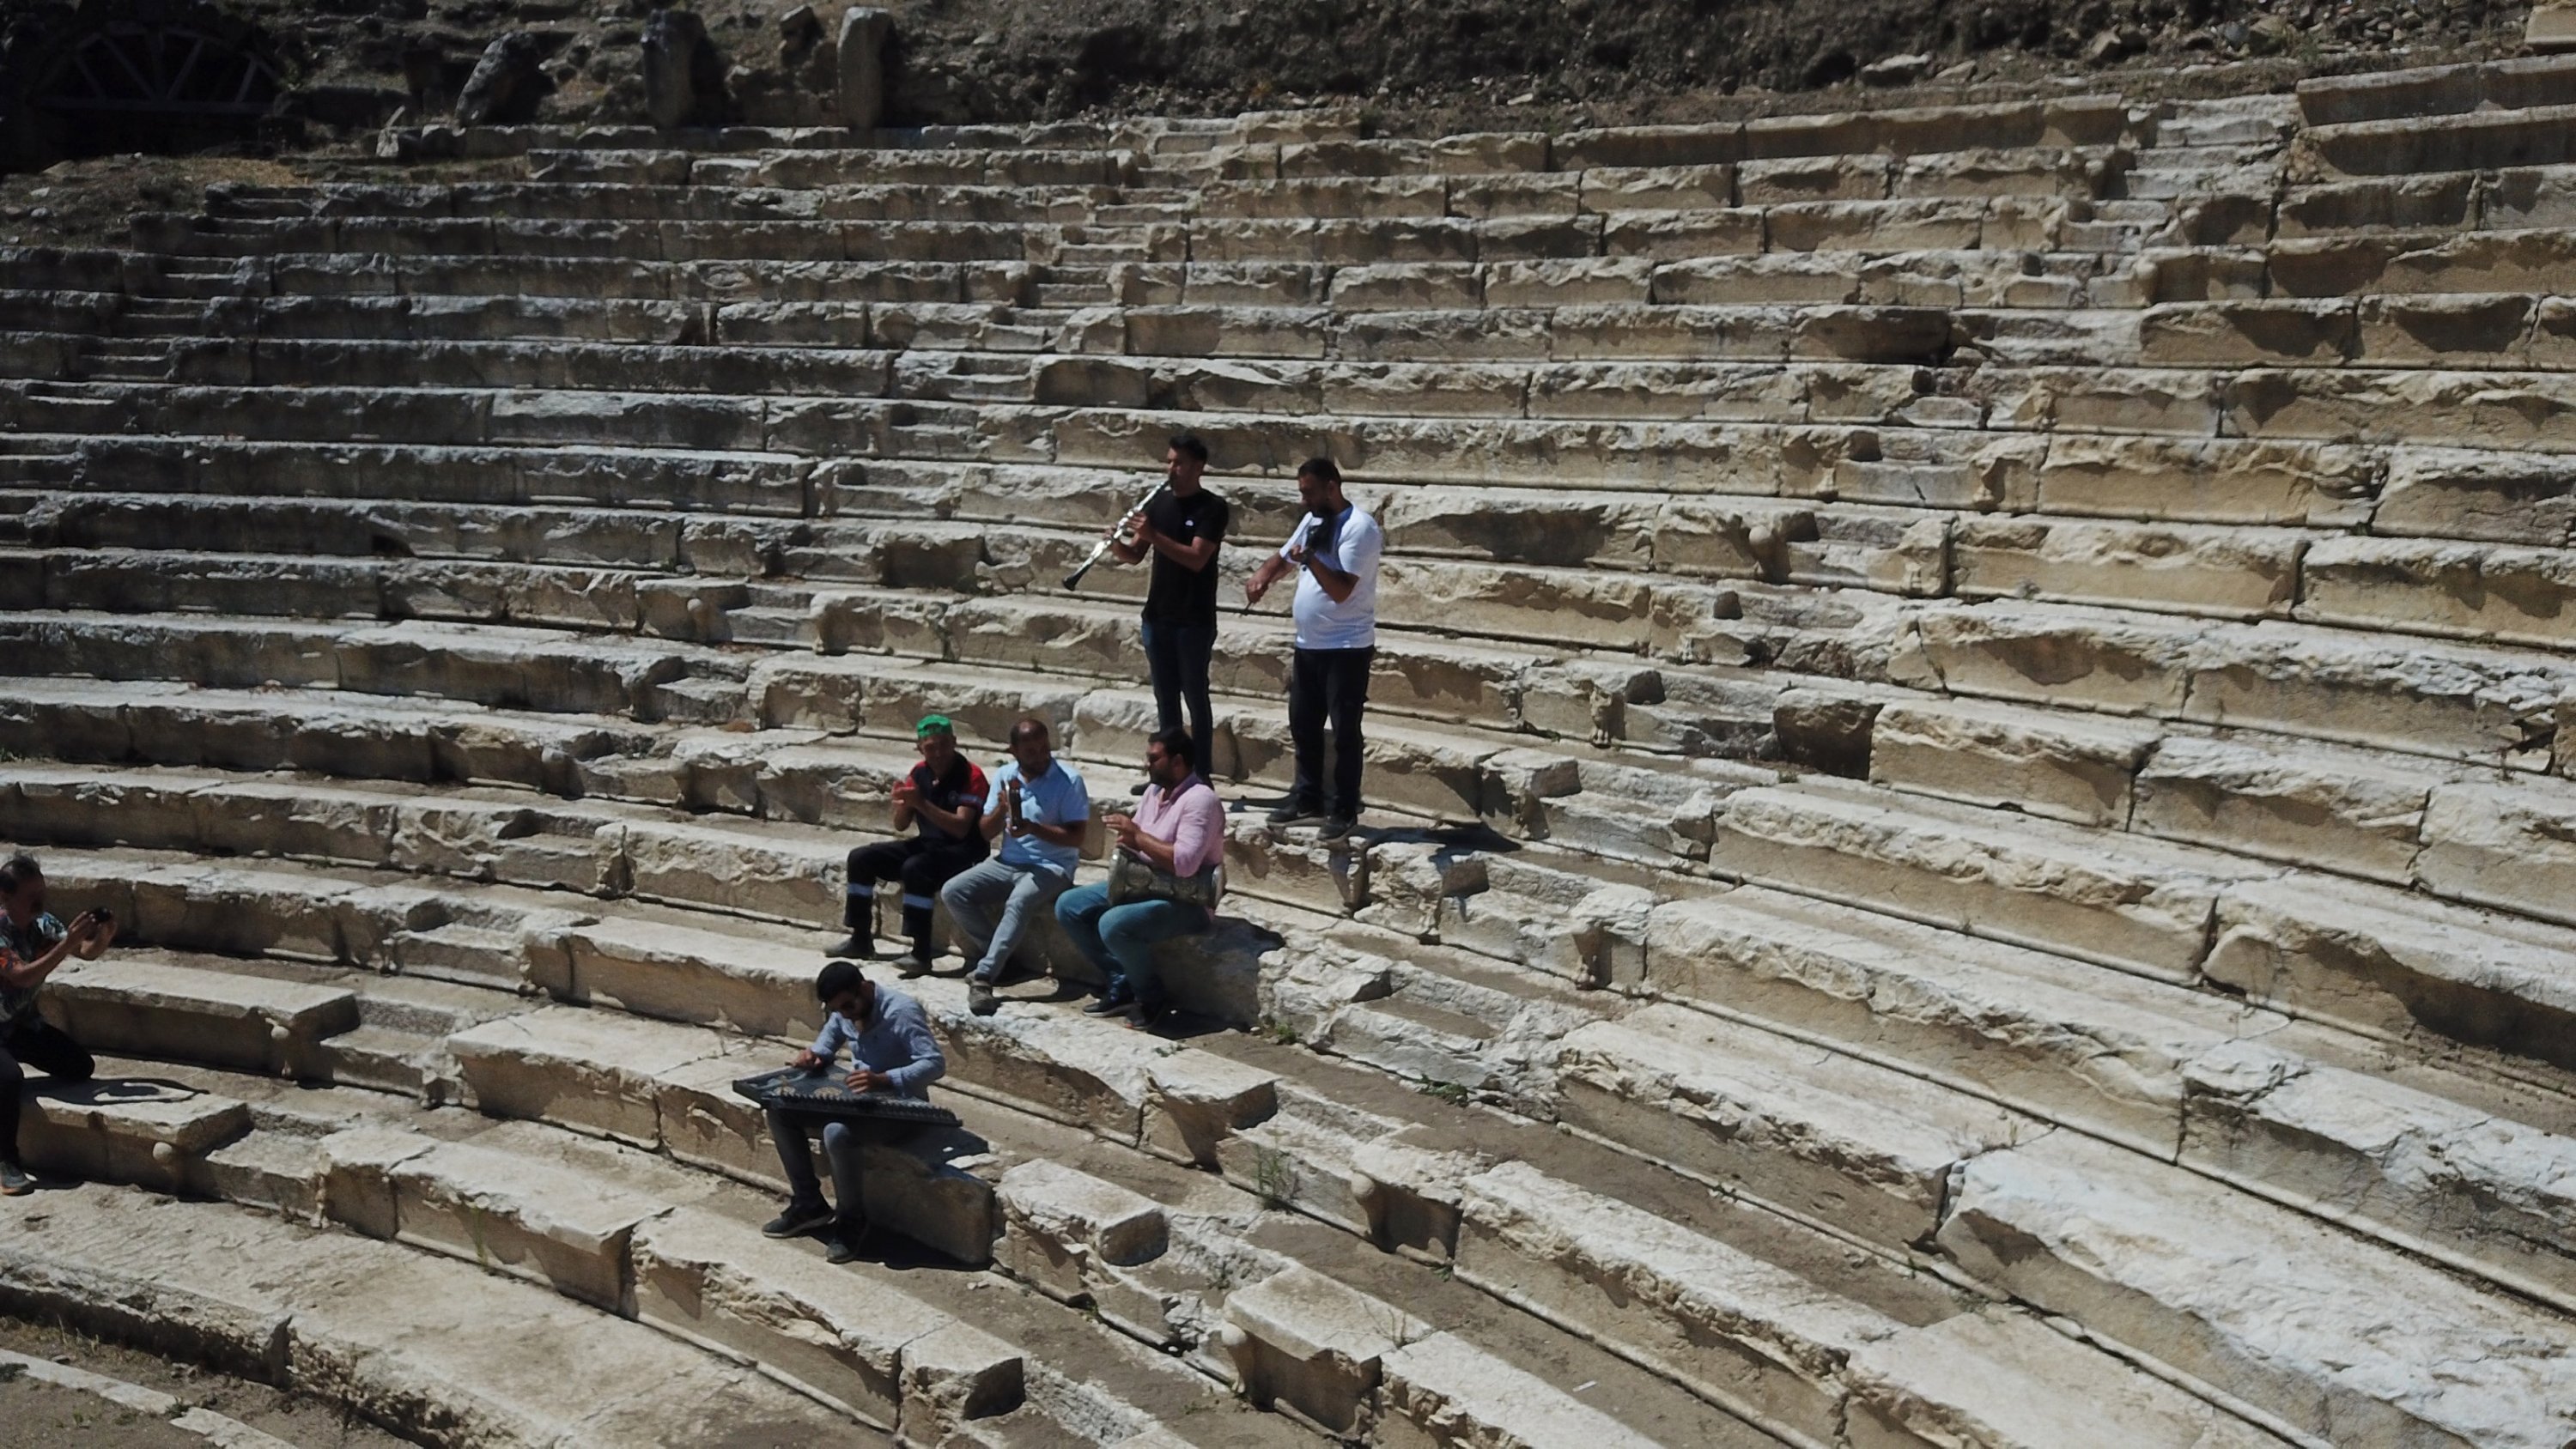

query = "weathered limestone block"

[1940,1131,2576,1449]
[1600,209,1765,259]
[379,1137,665,1311]
[1710,780,2252,979]
[1845,1310,2290,1449]
[2300,536,2576,648]
[18,1082,247,1197]
[1644,888,2274,1154]
[2033,435,2377,527]
[1652,254,1859,306]
[630,1207,1005,1429]
[996,1158,1167,1312]
[1222,1265,1431,1435]
[2133,735,2437,883]
[2137,300,2355,365]
[1375,1332,1665,1449]
[1453,1159,1903,1446]
[564,918,821,1040]
[44,959,358,1081]
[2177,622,2571,767]
[2415,776,2576,927]
[1139,1048,1277,1169]
[1867,697,2158,827]
[2356,293,2537,367]
[2206,876,2576,1069]
[1483,258,1655,306]
[1527,362,1807,422]
[2227,367,2576,450]
[2372,446,2576,545]
[1447,173,1583,218]
[447,1006,725,1146]
[2181,1040,2576,1309]
[1553,1003,2029,1247]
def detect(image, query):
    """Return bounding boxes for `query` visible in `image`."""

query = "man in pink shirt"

[1054,727,1225,1028]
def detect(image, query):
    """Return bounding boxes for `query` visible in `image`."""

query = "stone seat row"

[64,278,2576,373]
[377,92,2130,176]
[6,988,2275,1449]
[0,1183,912,1446]
[209,144,2128,230]
[15,937,2237,1449]
[12,791,2575,1449]
[13,1069,1308,1447]
[25,396,2573,547]
[4,490,2572,774]
[118,245,2167,313]
[132,192,2118,268]
[7,618,2576,1106]
[238,140,2132,215]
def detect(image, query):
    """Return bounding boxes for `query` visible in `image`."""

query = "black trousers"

[1288,645,1374,819]
[846,834,987,953]
[0,1016,93,1165]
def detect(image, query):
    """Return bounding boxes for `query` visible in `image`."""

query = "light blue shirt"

[992,757,1089,878]
[807,984,945,1100]
[1281,505,1382,651]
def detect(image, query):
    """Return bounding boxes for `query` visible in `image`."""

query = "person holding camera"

[1053,728,1224,1028]
[0,854,112,1195]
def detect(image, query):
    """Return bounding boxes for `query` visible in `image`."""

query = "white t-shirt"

[1280,504,1382,651]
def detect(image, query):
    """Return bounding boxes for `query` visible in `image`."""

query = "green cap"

[915,713,955,739]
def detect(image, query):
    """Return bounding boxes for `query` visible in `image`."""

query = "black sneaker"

[1318,816,1357,842]
[1124,1000,1166,1032]
[1082,991,1136,1017]
[1265,798,1324,827]
[969,979,999,1016]
[762,1202,835,1239]
[0,1159,29,1197]
[888,951,933,979]
[827,935,875,960]
[823,1224,870,1264]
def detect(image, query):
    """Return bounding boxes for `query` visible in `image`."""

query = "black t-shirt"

[1141,487,1230,626]
[909,756,990,842]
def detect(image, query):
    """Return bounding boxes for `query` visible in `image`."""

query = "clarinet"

[1062,479,1170,591]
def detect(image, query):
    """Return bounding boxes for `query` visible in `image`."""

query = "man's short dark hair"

[0,855,40,895]
[1147,726,1194,773]
[1297,456,1341,485]
[816,958,862,1003]
[1009,717,1052,746]
[1169,433,1210,464]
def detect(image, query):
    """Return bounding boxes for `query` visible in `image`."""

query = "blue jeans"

[1142,617,1218,766]
[939,857,1072,982]
[769,1106,870,1228]
[1054,882,1209,1009]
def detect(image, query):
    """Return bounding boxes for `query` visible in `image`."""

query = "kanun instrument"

[732,1067,962,1128]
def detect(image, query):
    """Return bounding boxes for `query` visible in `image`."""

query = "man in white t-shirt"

[1243,456,1381,841]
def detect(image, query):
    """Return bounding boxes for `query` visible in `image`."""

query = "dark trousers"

[846,834,987,955]
[0,1016,93,1164]
[1143,617,1218,768]
[1288,645,1374,819]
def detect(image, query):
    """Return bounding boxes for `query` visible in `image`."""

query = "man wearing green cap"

[832,714,990,973]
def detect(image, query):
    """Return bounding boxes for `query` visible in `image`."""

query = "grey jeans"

[939,857,1072,981]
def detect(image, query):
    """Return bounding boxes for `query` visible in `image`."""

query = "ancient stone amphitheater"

[3,50,2576,1449]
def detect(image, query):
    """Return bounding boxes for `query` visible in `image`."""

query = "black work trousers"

[1287,645,1374,820]
[846,834,987,955]
[0,1016,93,1165]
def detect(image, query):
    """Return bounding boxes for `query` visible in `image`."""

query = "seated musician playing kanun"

[760,960,946,1264]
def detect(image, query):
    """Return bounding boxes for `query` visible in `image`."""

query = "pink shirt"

[1136,774,1226,882]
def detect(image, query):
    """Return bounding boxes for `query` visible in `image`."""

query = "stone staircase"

[4,55,2576,1449]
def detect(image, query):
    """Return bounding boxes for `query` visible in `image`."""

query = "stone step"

[0,1183,875,1446]
[1886,597,2576,773]
[39,951,361,1080]
[1941,1131,2576,1448]
[1707,775,2276,982]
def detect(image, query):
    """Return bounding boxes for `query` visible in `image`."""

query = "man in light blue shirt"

[1243,456,1382,842]
[937,717,1091,1017]
[761,959,945,1264]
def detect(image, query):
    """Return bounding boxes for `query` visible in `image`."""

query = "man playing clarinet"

[1106,433,1229,774]
[760,960,945,1264]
